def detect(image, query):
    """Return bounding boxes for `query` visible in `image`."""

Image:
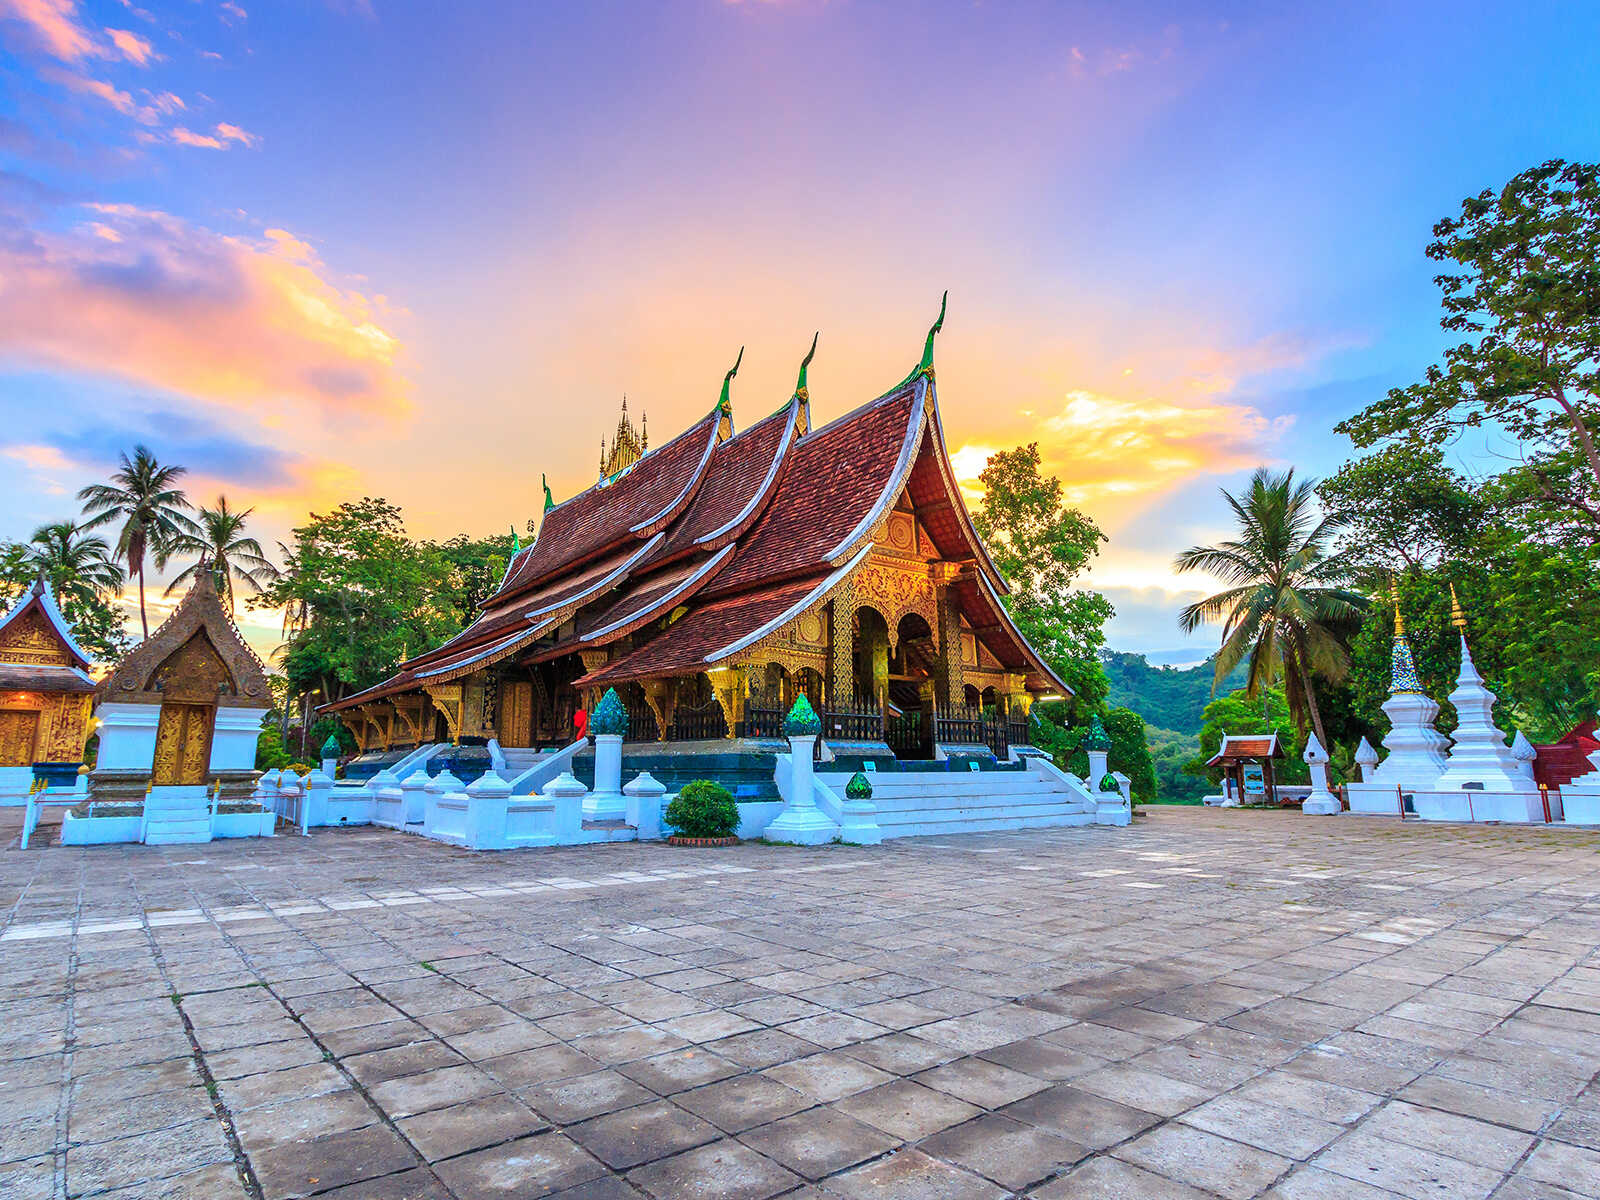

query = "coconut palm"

[1174,468,1366,748]
[78,446,194,637]
[24,521,125,607]
[165,496,277,614]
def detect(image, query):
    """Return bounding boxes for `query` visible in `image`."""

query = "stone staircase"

[142,786,213,844]
[817,766,1094,839]
[500,747,551,776]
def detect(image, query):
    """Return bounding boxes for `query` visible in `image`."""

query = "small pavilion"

[1206,733,1286,806]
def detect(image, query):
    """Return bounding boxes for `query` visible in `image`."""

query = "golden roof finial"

[1390,575,1406,636]
[1449,581,1466,630]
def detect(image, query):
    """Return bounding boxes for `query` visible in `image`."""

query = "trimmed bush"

[664,779,740,839]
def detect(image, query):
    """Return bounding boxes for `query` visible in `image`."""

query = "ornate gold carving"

[149,630,235,703]
[705,666,747,738]
[854,557,937,652]
[424,684,463,742]
[499,681,533,748]
[0,709,40,767]
[0,611,70,667]
[886,511,916,553]
[642,679,673,742]
[152,703,212,785]
[796,613,824,645]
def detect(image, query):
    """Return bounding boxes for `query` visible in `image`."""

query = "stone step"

[875,810,1097,838]
[873,798,1092,825]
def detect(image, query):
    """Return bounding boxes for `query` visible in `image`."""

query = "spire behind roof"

[716,346,743,441]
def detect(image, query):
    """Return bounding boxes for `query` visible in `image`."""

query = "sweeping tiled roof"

[1206,734,1284,765]
[496,412,719,601]
[327,341,1074,713]
[704,385,921,596]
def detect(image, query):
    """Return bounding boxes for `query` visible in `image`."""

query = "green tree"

[972,444,1114,710]
[0,522,132,662]
[1316,445,1483,577]
[1103,706,1157,802]
[1337,160,1600,540]
[165,495,278,614]
[433,532,519,617]
[1175,468,1366,749]
[253,498,462,706]
[77,445,194,637]
[1027,701,1156,801]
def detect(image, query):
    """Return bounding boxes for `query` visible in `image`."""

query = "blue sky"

[1,0,1596,656]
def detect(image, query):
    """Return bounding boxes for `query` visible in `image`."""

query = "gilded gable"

[148,630,235,703]
[0,610,70,668]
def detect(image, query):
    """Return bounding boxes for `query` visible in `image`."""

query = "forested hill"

[1104,650,1247,734]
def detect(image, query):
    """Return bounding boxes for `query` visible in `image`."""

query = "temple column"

[827,598,853,708]
[934,587,965,708]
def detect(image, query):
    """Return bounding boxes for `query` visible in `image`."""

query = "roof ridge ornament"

[795,332,818,403]
[718,346,744,415]
[894,291,947,390]
[542,473,555,512]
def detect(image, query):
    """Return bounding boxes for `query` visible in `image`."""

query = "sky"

[1,0,1597,664]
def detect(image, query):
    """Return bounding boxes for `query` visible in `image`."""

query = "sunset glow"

[2,0,1596,654]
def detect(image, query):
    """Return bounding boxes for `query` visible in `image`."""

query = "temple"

[326,304,1068,766]
[0,578,96,801]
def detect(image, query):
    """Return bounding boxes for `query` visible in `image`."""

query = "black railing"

[886,712,924,757]
[935,704,987,747]
[666,699,728,741]
[1005,718,1028,753]
[820,699,884,743]
[742,702,785,739]
[622,701,659,743]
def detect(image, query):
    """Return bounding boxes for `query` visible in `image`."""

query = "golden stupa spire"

[1449,582,1467,630]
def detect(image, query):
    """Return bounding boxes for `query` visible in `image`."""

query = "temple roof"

[99,571,270,709]
[0,577,94,672]
[328,329,1076,713]
[1206,734,1284,765]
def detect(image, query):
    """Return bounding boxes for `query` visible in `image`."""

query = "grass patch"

[418,961,439,974]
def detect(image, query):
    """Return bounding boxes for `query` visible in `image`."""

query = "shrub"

[664,779,739,839]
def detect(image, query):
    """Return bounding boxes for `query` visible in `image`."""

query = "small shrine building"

[326,306,1069,761]
[0,578,96,799]
[92,570,272,804]
[1206,733,1286,805]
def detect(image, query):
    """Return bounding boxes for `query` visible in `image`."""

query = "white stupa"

[1435,586,1525,792]
[1369,598,1449,789]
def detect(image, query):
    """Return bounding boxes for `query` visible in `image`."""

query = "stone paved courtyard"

[3,808,1600,1200]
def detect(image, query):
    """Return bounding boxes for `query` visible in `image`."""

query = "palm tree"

[1174,468,1366,748]
[25,521,125,607]
[78,446,194,637]
[164,496,277,614]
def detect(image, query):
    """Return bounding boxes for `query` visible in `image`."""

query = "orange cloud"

[0,0,98,61]
[48,68,159,122]
[0,204,408,421]
[214,122,259,147]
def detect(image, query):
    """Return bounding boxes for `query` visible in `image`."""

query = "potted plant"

[664,779,741,845]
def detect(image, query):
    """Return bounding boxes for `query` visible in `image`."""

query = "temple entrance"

[500,679,533,747]
[152,703,213,785]
[0,710,39,767]
[889,613,936,759]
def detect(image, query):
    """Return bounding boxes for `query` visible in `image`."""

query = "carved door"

[500,681,532,748]
[0,710,40,767]
[152,703,213,785]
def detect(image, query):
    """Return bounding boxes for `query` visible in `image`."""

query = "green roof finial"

[717,346,744,415]
[918,290,946,376]
[510,523,520,554]
[542,472,554,512]
[795,332,818,402]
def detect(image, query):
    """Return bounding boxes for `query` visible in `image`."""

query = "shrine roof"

[495,412,719,601]
[948,571,1072,696]
[98,572,270,709]
[1206,734,1284,765]
[0,663,96,693]
[650,402,796,561]
[705,384,922,596]
[574,573,827,687]
[0,578,93,670]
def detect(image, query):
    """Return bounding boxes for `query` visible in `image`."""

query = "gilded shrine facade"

[327,309,1067,764]
[0,578,96,802]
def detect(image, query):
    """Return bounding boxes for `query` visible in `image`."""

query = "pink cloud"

[0,0,99,61]
[48,68,159,122]
[171,126,225,149]
[104,26,156,65]
[214,122,259,147]
[0,204,408,421]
